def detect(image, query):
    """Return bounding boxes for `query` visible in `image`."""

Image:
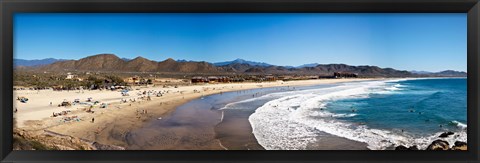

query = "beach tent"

[121,89,129,96]
[20,97,28,103]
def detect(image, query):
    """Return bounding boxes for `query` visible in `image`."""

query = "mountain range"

[14,58,67,67]
[213,58,273,67]
[16,54,467,77]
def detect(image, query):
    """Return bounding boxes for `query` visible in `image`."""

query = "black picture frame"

[1,0,479,162]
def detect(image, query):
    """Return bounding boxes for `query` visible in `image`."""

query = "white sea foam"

[381,83,406,92]
[248,79,467,150]
[451,120,467,130]
[219,84,357,110]
[330,113,357,118]
[394,84,406,87]
[384,86,401,91]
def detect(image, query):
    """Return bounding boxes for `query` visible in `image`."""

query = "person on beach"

[91,117,95,123]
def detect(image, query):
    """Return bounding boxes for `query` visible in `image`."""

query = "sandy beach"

[14,78,377,149]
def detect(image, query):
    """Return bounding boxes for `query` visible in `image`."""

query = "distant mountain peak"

[439,70,465,73]
[410,70,433,74]
[163,58,176,62]
[409,69,466,77]
[14,58,67,67]
[177,59,202,63]
[131,56,150,61]
[89,53,118,58]
[214,58,272,67]
[297,63,320,68]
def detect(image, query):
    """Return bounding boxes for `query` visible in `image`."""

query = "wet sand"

[124,97,224,150]
[125,87,284,150]
[128,84,370,150]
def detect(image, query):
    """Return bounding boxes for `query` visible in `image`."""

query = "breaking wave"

[247,79,467,150]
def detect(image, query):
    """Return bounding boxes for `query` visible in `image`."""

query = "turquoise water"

[327,78,467,136]
[244,78,467,150]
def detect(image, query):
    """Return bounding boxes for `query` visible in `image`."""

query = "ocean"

[220,78,467,150]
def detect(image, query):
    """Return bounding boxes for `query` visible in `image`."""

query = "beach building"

[13,86,28,90]
[218,76,230,83]
[230,77,245,82]
[333,72,359,78]
[278,75,294,81]
[124,76,140,85]
[208,76,219,83]
[245,76,259,81]
[306,75,319,79]
[191,76,208,84]
[65,73,77,80]
[265,75,277,81]
[319,74,336,79]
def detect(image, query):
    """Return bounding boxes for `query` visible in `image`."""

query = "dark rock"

[408,145,419,150]
[395,145,419,150]
[451,141,467,150]
[395,145,408,150]
[426,140,450,150]
[438,131,454,138]
[454,141,467,146]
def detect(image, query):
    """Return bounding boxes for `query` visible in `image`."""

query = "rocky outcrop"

[451,141,467,150]
[395,140,466,151]
[394,145,408,150]
[13,129,125,150]
[426,140,450,150]
[438,131,454,138]
[408,145,419,150]
[394,145,418,150]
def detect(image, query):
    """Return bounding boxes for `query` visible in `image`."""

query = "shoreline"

[14,78,378,149]
[214,82,371,150]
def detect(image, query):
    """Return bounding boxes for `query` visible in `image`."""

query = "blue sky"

[14,13,466,72]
